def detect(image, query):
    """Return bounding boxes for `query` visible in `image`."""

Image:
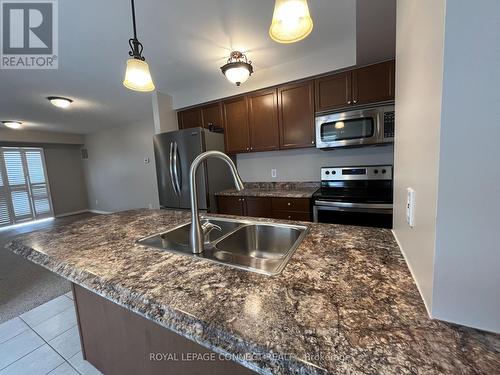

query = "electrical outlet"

[406,188,415,227]
[271,168,277,178]
[148,203,153,209]
[144,157,150,164]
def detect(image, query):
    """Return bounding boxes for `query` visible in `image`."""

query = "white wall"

[173,41,356,109]
[44,145,88,216]
[152,91,178,134]
[394,0,500,333]
[393,0,445,312]
[431,0,500,332]
[0,129,84,144]
[237,146,393,182]
[83,121,159,213]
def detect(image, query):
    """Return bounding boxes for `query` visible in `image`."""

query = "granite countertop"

[216,182,319,199]
[6,209,500,374]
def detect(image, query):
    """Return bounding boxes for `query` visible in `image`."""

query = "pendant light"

[123,0,155,92]
[269,0,313,44]
[220,51,253,86]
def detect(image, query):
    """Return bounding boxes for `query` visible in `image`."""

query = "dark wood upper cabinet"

[178,107,202,129]
[352,60,395,105]
[201,102,224,130]
[315,71,352,112]
[278,81,315,149]
[247,89,280,152]
[222,96,250,154]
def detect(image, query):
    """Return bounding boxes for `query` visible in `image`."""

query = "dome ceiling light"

[123,0,155,92]
[2,121,22,129]
[269,0,314,44]
[220,51,254,86]
[47,96,73,109]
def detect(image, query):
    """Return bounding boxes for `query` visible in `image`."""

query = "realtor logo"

[1,0,58,69]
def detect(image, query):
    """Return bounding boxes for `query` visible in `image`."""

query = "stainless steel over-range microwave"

[315,105,394,149]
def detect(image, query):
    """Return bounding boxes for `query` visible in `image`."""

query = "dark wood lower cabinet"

[216,196,245,216]
[217,196,311,221]
[244,197,272,218]
[72,284,255,375]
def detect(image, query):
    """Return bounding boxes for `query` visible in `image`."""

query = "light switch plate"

[271,169,277,178]
[406,188,415,227]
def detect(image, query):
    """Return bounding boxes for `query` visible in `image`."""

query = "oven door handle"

[313,202,393,222]
[315,201,393,210]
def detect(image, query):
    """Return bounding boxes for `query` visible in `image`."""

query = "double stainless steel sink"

[137,217,309,276]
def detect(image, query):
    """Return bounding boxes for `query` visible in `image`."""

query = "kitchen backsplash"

[236,145,394,182]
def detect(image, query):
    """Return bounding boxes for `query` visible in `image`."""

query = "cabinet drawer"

[272,211,311,222]
[271,198,310,212]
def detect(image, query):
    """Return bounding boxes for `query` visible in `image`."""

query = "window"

[0,147,53,228]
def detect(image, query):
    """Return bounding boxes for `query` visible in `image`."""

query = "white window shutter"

[0,147,53,227]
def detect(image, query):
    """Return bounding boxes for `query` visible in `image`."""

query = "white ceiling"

[0,0,362,135]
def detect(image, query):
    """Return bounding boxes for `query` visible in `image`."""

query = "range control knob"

[332,170,336,175]
[382,169,387,174]
[325,171,330,175]
[374,169,379,174]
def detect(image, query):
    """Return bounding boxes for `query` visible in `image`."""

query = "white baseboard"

[88,209,113,215]
[391,229,433,319]
[55,209,90,218]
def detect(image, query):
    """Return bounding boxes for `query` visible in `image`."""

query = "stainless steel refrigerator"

[153,127,234,212]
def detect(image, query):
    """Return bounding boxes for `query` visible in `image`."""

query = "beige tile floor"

[0,293,102,375]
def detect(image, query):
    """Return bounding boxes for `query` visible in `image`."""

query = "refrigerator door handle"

[173,142,182,196]
[169,142,179,197]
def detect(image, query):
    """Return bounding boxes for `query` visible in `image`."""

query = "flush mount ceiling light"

[220,51,254,86]
[2,121,22,129]
[269,0,313,44]
[123,0,155,92]
[47,96,73,109]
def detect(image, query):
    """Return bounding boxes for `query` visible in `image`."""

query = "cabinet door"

[244,197,272,218]
[178,108,202,129]
[315,71,352,112]
[248,89,280,152]
[222,97,250,154]
[201,102,224,130]
[352,60,395,105]
[278,81,315,149]
[217,196,244,216]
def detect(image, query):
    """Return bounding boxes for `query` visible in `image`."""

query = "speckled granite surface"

[217,182,319,199]
[6,209,500,375]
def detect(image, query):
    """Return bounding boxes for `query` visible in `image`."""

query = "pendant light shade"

[269,0,313,44]
[123,58,155,92]
[220,51,253,86]
[123,0,155,92]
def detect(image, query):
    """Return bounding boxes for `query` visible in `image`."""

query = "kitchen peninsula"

[7,210,500,375]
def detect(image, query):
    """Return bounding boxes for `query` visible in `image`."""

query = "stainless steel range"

[313,165,393,228]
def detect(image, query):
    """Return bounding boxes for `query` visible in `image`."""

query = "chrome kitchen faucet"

[189,151,244,253]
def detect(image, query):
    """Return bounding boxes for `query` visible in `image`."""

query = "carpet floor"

[0,213,97,324]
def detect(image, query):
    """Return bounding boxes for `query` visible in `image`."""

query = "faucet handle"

[201,222,222,244]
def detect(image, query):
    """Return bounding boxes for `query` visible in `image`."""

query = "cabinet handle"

[246,147,249,151]
[347,100,351,104]
[353,100,357,104]
[287,215,291,219]
[287,202,291,206]
[250,147,253,151]
[311,141,315,144]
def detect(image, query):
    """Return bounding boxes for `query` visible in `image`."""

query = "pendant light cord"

[128,0,144,60]
[130,0,138,40]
